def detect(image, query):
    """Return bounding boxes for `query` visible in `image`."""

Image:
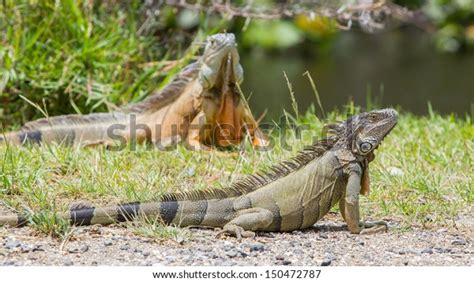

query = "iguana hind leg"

[216,207,273,241]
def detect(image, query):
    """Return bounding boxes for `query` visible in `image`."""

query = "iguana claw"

[360,221,388,235]
[216,225,255,241]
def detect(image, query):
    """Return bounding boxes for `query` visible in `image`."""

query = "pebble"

[319,233,328,239]
[293,249,304,255]
[451,239,467,246]
[275,255,285,260]
[67,245,89,254]
[225,250,238,258]
[20,245,33,253]
[421,248,433,254]
[321,259,332,266]
[5,240,21,249]
[63,260,74,266]
[249,243,265,252]
[103,240,113,247]
[321,253,336,266]
[32,245,45,252]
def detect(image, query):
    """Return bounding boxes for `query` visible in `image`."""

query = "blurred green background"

[1,0,473,127]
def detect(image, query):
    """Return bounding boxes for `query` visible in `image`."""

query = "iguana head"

[347,108,398,157]
[331,108,397,195]
[199,33,243,89]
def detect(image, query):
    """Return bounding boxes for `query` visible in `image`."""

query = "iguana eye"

[368,114,378,121]
[360,142,372,153]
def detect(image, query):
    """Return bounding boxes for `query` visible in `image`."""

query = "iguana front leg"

[341,167,387,234]
[216,207,273,241]
[185,112,212,151]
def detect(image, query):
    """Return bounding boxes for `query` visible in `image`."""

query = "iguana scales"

[0,109,398,238]
[0,33,266,149]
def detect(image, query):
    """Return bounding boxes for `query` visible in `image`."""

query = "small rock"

[403,261,409,266]
[223,241,234,251]
[421,248,433,254]
[120,244,130,251]
[319,233,328,239]
[103,240,113,247]
[321,259,332,266]
[275,255,285,260]
[452,239,467,246]
[63,260,73,266]
[32,245,45,252]
[293,249,304,255]
[249,243,265,252]
[20,245,33,253]
[79,245,89,253]
[221,261,235,266]
[67,244,89,254]
[143,251,151,257]
[5,240,21,249]
[175,237,185,245]
[225,250,238,258]
[282,260,292,265]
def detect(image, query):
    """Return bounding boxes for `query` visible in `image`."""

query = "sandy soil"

[0,214,472,266]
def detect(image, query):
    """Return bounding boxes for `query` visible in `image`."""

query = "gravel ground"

[0,214,472,266]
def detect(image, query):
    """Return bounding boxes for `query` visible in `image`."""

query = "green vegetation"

[0,107,472,238]
[0,1,472,240]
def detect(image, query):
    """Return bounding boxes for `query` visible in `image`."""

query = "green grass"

[0,107,472,238]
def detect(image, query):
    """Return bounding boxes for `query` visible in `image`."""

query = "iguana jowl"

[0,33,266,149]
[0,109,397,238]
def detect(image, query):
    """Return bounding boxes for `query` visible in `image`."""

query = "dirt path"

[0,215,472,266]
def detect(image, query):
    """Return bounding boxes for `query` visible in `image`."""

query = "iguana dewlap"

[0,109,398,239]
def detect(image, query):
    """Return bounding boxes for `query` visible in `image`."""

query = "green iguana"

[0,109,397,238]
[0,33,266,149]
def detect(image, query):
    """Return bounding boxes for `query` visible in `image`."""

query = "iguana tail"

[0,198,235,228]
[0,112,129,146]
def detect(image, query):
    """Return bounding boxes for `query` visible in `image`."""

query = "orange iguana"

[0,33,266,150]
